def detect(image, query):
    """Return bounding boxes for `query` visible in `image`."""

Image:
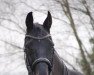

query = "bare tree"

[54,0,94,75]
[0,0,94,75]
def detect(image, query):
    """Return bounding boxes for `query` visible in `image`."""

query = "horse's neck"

[52,51,83,75]
[52,51,64,75]
[54,51,63,65]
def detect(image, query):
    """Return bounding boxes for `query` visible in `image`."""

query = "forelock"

[32,23,48,37]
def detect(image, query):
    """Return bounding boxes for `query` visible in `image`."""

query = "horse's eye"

[26,37,31,40]
[25,37,33,42]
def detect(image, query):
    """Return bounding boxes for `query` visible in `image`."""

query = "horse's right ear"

[25,12,33,30]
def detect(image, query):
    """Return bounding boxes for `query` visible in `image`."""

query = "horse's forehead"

[34,23,43,31]
[30,23,47,36]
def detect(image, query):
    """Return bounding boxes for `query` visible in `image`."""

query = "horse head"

[24,11,54,75]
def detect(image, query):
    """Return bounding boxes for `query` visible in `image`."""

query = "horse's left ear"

[43,11,52,32]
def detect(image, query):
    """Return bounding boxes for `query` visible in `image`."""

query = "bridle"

[24,34,54,72]
[26,34,51,40]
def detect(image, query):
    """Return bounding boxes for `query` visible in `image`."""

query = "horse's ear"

[25,12,33,30]
[43,11,52,32]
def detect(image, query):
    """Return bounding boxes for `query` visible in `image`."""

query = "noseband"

[25,34,54,71]
[32,58,52,70]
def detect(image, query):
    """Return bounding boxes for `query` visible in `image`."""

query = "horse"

[24,11,83,75]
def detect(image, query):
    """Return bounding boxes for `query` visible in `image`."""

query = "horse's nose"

[33,63,50,75]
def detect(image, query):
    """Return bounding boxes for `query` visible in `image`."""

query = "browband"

[25,34,51,40]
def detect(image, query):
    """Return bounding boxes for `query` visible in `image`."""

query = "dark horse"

[24,11,83,75]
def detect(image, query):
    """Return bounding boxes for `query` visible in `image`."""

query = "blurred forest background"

[0,0,94,75]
